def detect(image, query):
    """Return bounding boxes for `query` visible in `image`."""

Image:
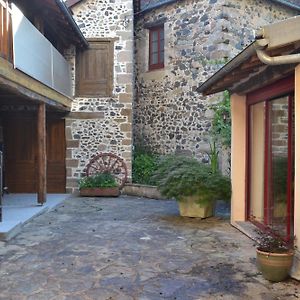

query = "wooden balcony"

[0,0,13,63]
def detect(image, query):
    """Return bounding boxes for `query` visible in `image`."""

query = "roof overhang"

[55,0,88,48]
[13,0,88,49]
[197,16,300,96]
[66,0,84,8]
[271,0,300,11]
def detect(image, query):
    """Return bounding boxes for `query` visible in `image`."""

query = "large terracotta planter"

[178,195,214,218]
[80,187,120,197]
[256,249,294,282]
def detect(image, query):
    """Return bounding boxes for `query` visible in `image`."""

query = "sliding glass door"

[248,94,294,239]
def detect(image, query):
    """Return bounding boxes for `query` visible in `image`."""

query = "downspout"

[255,38,300,65]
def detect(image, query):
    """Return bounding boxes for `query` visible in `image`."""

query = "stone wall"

[271,97,289,156]
[134,0,296,162]
[65,0,134,193]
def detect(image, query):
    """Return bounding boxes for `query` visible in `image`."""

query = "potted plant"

[151,155,231,218]
[255,228,294,282]
[79,172,120,197]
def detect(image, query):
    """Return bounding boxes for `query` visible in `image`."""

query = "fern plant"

[151,155,231,204]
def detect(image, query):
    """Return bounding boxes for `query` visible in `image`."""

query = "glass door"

[248,94,294,239]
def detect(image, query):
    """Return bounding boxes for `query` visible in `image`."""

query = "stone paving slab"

[0,194,69,241]
[0,196,299,300]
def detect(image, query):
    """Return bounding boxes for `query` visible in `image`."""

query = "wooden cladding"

[0,0,13,62]
[76,40,113,97]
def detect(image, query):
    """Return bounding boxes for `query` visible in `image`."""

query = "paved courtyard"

[0,196,299,300]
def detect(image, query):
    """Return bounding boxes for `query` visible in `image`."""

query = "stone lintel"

[144,17,167,29]
[66,112,105,119]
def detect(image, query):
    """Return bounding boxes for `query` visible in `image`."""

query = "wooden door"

[46,118,66,193]
[3,115,37,192]
[3,114,66,193]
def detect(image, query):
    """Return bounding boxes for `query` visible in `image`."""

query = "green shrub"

[132,150,159,185]
[210,90,231,148]
[79,172,118,189]
[152,155,231,203]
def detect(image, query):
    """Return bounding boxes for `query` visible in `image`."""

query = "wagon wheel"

[85,153,128,189]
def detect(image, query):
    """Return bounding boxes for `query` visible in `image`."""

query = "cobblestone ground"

[0,196,299,300]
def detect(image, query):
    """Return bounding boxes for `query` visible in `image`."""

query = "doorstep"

[232,221,259,242]
[0,194,70,241]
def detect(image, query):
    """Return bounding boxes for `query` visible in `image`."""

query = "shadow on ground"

[0,196,298,300]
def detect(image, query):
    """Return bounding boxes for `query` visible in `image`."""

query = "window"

[76,40,113,97]
[149,26,164,70]
[247,76,295,240]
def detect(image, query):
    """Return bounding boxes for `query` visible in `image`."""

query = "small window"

[149,26,164,70]
[76,40,113,97]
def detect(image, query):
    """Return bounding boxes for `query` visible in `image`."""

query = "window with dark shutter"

[149,26,164,71]
[76,40,113,97]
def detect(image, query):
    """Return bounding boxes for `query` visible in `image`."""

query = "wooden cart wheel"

[85,153,128,189]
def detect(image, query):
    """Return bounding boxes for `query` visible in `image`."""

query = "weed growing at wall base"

[210,90,231,148]
[132,147,159,185]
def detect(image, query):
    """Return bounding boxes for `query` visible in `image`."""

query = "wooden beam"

[37,103,47,204]
[232,64,296,94]
[0,57,72,109]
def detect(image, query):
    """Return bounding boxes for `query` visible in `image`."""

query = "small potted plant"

[151,155,231,218]
[255,228,294,282]
[79,172,120,197]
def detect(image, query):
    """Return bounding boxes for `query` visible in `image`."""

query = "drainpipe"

[255,38,300,65]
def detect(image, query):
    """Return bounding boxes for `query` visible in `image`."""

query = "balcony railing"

[0,0,13,62]
[12,4,72,97]
[2,3,74,97]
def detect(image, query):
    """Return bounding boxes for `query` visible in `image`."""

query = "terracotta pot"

[80,187,120,197]
[178,195,214,218]
[256,249,294,282]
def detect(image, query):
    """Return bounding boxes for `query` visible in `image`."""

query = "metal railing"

[0,0,13,63]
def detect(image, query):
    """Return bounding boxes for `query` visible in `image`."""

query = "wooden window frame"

[149,25,164,71]
[75,39,114,97]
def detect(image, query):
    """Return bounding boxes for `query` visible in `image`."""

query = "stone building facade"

[134,0,297,162]
[65,0,134,192]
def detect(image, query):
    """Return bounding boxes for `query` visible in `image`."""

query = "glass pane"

[159,38,164,52]
[268,96,290,237]
[151,52,158,64]
[159,50,164,63]
[249,102,265,223]
[152,31,158,42]
[152,40,158,52]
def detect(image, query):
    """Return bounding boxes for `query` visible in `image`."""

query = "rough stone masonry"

[134,0,297,162]
[65,0,134,193]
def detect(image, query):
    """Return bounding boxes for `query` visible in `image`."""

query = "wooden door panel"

[5,161,36,192]
[47,162,65,193]
[3,115,37,193]
[47,118,66,193]
[3,114,66,193]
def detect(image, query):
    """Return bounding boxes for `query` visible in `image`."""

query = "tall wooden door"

[3,114,66,193]
[46,118,66,193]
[3,115,37,192]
